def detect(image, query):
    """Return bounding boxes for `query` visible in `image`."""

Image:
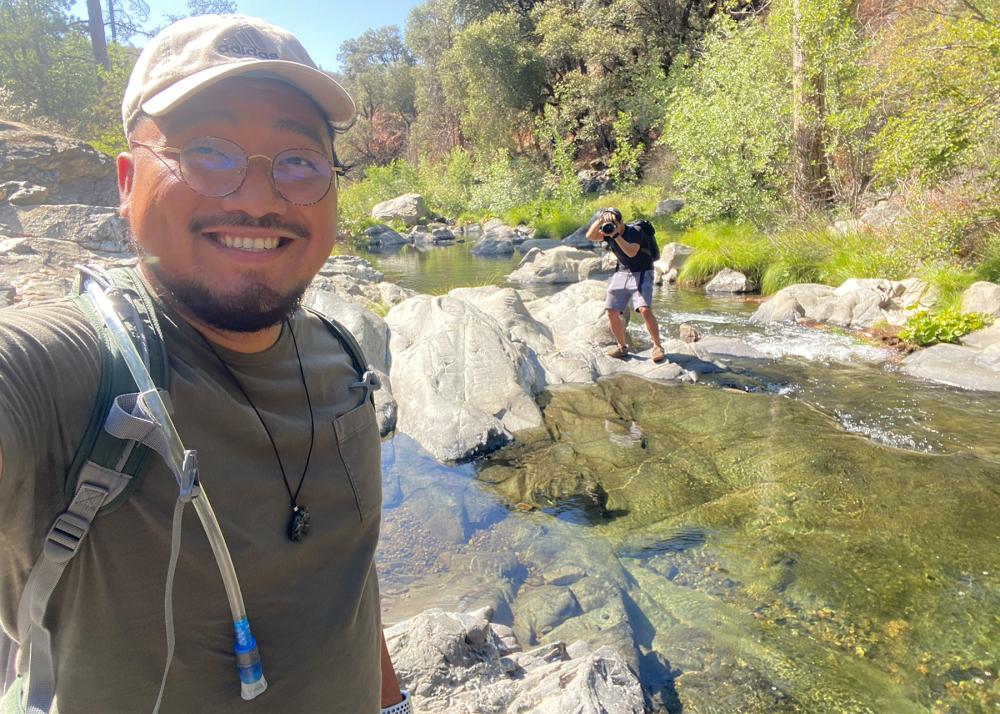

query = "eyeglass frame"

[130,136,345,206]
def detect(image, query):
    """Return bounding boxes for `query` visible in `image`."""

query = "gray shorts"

[605,270,655,313]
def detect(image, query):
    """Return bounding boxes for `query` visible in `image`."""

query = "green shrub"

[899,309,993,347]
[918,264,979,311]
[974,232,1000,284]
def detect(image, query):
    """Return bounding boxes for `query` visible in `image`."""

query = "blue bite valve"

[233,618,268,700]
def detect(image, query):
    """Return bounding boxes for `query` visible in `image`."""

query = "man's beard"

[148,262,309,333]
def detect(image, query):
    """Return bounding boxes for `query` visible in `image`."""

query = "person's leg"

[608,308,628,348]
[637,307,661,347]
[634,270,665,362]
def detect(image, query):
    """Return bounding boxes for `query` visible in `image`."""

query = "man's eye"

[279,155,319,171]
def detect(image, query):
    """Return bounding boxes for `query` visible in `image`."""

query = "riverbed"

[366,241,1000,713]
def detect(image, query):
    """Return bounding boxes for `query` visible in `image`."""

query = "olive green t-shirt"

[0,292,383,713]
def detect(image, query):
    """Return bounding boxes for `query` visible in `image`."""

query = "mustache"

[190,213,310,239]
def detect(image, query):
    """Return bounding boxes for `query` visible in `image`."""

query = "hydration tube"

[82,276,267,702]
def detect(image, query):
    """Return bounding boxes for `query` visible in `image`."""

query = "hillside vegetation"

[2,0,998,301]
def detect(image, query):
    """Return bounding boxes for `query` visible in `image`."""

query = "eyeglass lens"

[178,137,334,205]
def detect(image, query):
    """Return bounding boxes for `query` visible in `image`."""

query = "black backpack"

[628,220,659,262]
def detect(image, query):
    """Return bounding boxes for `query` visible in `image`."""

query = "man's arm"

[380,631,403,708]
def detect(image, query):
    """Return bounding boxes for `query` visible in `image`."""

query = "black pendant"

[288,505,311,542]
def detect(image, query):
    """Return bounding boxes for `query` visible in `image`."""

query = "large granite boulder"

[310,255,415,313]
[0,120,118,206]
[385,292,545,461]
[371,193,428,227]
[471,218,519,257]
[507,246,616,285]
[385,607,644,714]
[961,281,1000,317]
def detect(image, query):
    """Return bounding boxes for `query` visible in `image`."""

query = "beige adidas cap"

[122,14,355,134]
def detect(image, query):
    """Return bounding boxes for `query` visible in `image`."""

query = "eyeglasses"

[131,136,343,206]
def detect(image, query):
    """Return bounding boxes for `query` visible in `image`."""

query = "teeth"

[216,235,281,251]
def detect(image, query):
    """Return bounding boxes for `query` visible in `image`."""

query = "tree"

[86,0,110,70]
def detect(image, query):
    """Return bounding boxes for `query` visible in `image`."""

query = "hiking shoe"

[607,343,628,359]
[651,345,666,363]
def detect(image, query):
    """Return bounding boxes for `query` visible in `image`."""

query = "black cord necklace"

[201,320,316,542]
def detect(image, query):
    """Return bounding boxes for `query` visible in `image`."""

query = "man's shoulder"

[0,299,99,355]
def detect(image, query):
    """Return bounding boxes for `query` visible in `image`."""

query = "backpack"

[628,219,660,262]
[0,265,379,714]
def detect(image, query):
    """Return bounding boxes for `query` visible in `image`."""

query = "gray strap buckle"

[42,483,108,563]
[351,369,382,403]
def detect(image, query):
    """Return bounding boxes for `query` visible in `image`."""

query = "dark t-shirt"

[605,224,654,273]
[0,291,382,713]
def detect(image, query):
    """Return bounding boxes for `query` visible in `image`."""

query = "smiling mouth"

[204,233,292,252]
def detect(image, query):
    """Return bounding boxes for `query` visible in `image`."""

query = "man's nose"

[220,155,286,217]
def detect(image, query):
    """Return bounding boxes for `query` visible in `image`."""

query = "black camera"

[600,222,617,236]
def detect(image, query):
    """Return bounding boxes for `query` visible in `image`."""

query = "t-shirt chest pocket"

[332,401,382,521]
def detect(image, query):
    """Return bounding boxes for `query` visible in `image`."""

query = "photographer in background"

[586,208,666,363]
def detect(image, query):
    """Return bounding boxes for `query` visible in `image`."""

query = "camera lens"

[601,222,616,235]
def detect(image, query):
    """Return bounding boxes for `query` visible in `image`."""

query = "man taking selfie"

[0,14,408,714]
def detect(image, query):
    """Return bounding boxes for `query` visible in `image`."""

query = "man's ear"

[117,152,135,218]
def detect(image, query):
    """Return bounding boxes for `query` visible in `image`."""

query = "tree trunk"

[86,0,111,70]
[790,0,830,213]
[108,0,118,43]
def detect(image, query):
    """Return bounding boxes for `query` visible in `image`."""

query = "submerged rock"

[385,607,644,714]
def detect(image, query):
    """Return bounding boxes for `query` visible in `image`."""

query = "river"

[364,240,999,713]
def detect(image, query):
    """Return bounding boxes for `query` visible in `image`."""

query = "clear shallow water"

[367,242,1000,712]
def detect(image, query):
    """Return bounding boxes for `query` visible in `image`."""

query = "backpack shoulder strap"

[13,266,169,714]
[303,306,381,406]
[66,266,170,513]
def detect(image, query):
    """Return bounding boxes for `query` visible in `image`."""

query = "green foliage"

[675,222,771,286]
[663,16,791,225]
[899,309,993,347]
[918,264,979,312]
[871,12,1000,186]
[440,12,544,153]
[608,111,644,187]
[468,148,544,215]
[338,159,421,235]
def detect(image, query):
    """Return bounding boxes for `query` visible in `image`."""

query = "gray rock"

[364,223,409,249]
[472,220,518,256]
[654,198,684,217]
[705,267,756,293]
[371,193,428,227]
[0,120,118,205]
[750,284,836,324]
[901,334,1000,392]
[508,246,615,285]
[2,181,49,206]
[516,238,561,254]
[385,608,644,714]
[679,323,701,343]
[654,242,694,285]
[317,254,384,284]
[385,292,545,461]
[860,200,905,230]
[561,225,597,249]
[0,203,129,253]
[961,281,1000,317]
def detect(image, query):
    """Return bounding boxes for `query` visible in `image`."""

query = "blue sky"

[70,0,417,70]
